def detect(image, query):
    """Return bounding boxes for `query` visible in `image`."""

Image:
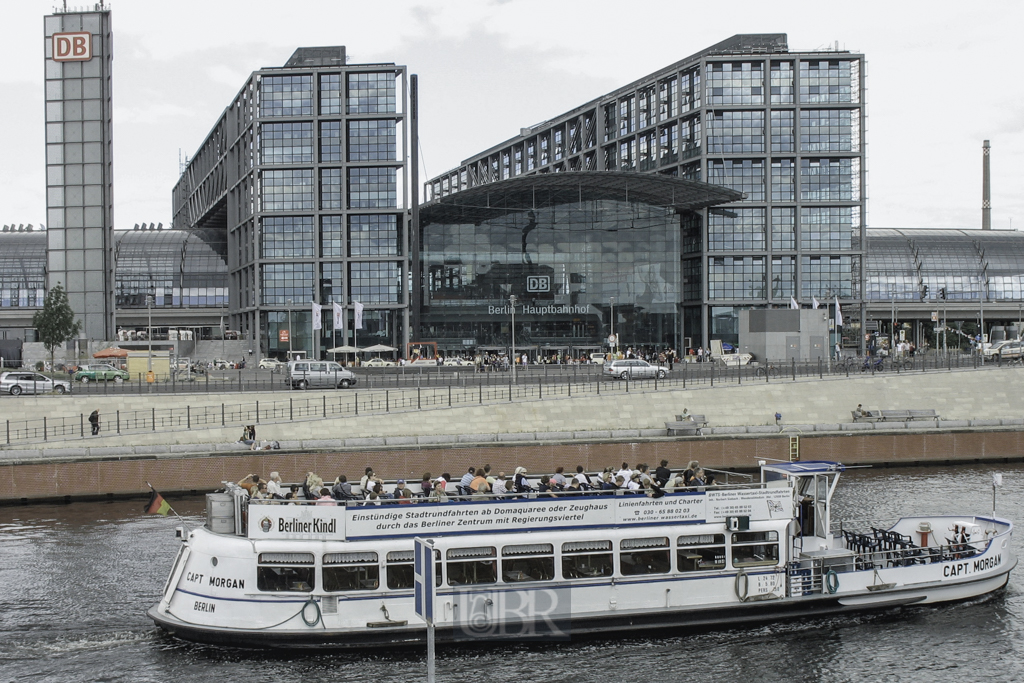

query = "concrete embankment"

[2,367,1023,502]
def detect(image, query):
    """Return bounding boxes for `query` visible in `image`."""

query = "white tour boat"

[148,461,1015,648]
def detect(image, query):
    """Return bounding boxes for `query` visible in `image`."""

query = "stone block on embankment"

[133,444,171,454]
[416,435,451,445]
[498,433,533,442]
[709,426,745,435]
[873,422,907,429]
[301,439,345,449]
[970,419,1003,427]
[939,420,970,429]
[839,423,874,431]
[214,442,250,452]
[610,429,640,439]
[639,429,666,437]
[458,433,497,443]
[745,425,779,434]
[384,436,417,446]
[0,448,44,460]
[86,446,135,457]
[782,425,817,433]
[814,424,841,432]
[575,431,611,440]
[535,431,574,442]
[1001,418,1024,426]
[171,443,209,453]
[345,437,386,447]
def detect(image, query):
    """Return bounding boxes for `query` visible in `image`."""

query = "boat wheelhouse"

[148,461,1015,648]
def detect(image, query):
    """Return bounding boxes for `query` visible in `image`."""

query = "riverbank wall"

[3,367,1023,503]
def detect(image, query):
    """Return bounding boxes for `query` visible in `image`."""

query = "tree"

[32,284,82,371]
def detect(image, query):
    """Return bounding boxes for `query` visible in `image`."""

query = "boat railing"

[837,526,987,569]
[244,479,773,507]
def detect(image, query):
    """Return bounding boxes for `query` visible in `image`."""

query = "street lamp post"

[610,296,616,357]
[509,294,518,384]
[147,294,153,392]
[286,298,293,361]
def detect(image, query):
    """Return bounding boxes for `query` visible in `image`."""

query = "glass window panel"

[260,75,313,117]
[347,72,397,114]
[260,122,313,164]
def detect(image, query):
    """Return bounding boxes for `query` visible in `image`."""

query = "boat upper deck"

[241,482,796,541]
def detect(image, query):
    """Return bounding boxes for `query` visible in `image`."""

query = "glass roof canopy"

[420,171,744,225]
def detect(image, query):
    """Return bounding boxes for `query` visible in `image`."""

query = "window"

[347,72,397,114]
[320,121,342,162]
[708,256,766,300]
[800,158,860,202]
[707,111,764,154]
[659,77,677,121]
[261,216,314,258]
[349,214,400,256]
[770,110,794,153]
[800,206,860,250]
[260,122,313,164]
[770,61,794,104]
[321,215,344,257]
[319,73,343,114]
[501,543,554,582]
[561,540,613,579]
[348,120,397,161]
[708,208,765,252]
[731,530,780,567]
[447,546,497,586]
[257,552,314,592]
[261,263,313,305]
[708,159,765,202]
[802,255,859,299]
[799,59,859,104]
[386,549,440,589]
[771,159,795,202]
[771,256,796,298]
[261,170,314,211]
[323,552,379,592]
[800,110,860,153]
[707,61,764,106]
[321,168,344,209]
[619,537,670,575]
[350,262,401,303]
[260,75,313,117]
[320,262,344,304]
[677,534,726,572]
[348,167,398,208]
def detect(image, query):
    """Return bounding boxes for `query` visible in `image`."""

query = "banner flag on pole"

[332,302,344,330]
[312,302,322,331]
[812,297,820,310]
[144,486,171,516]
[353,301,364,330]
[790,297,799,310]
[835,297,843,327]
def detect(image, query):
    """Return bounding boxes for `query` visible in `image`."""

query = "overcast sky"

[1,0,1021,232]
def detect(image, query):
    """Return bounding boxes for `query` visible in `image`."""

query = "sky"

[1,0,1021,232]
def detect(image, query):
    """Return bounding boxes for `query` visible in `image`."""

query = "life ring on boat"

[301,598,322,627]
[734,570,749,602]
[825,569,840,594]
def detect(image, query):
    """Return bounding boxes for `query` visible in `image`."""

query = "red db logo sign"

[52,32,92,62]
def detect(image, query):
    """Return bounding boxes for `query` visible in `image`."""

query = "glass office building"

[172,47,411,359]
[425,35,866,349]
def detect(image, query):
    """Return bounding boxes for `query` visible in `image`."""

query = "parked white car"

[602,359,669,380]
[288,361,357,389]
[0,371,72,395]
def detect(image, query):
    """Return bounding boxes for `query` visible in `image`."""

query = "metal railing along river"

[0,351,1007,447]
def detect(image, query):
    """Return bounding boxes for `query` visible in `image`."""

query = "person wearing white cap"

[513,466,531,493]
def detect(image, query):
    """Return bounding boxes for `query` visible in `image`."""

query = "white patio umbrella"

[327,345,362,353]
[361,344,397,353]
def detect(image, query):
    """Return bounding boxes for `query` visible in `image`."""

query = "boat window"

[561,540,613,579]
[323,551,379,592]
[732,530,780,568]
[501,543,554,583]
[619,537,670,576]
[386,549,440,589]
[677,534,726,572]
[447,547,497,586]
[257,552,315,592]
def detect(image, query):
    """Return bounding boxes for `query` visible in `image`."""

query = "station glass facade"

[422,200,682,355]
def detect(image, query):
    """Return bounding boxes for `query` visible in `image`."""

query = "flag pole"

[146,481,191,530]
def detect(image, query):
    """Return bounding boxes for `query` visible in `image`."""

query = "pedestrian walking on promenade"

[89,409,100,435]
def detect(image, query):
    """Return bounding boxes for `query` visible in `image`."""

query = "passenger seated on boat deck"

[332,475,354,500]
[285,485,300,502]
[237,474,260,495]
[538,475,559,498]
[655,460,671,486]
[491,474,508,495]
[316,488,335,506]
[251,482,271,500]
[460,467,477,490]
[303,473,323,500]
[428,480,449,503]
[470,468,488,493]
[513,467,532,493]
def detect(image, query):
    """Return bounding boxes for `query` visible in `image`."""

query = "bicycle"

[754,363,781,379]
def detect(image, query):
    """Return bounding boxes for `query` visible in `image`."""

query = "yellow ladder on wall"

[789,435,800,462]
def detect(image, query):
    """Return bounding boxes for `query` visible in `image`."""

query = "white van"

[287,361,357,389]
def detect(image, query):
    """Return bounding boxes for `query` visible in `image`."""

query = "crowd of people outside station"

[236,459,721,505]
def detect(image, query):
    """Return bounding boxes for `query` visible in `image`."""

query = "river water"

[1,463,1022,683]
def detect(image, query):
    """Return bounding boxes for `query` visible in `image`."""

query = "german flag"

[144,488,172,516]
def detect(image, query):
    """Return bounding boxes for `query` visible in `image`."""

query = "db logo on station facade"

[52,32,92,62]
[526,276,550,293]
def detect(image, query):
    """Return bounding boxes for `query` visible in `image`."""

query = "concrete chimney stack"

[982,140,992,230]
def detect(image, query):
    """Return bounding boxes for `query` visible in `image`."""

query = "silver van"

[287,361,357,389]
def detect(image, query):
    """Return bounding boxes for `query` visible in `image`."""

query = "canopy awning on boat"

[762,461,845,476]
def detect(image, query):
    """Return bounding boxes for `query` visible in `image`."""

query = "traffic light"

[922,285,929,299]
[939,287,947,300]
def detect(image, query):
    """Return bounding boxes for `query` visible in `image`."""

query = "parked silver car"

[0,371,72,395]
[288,361,357,389]
[602,359,669,380]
